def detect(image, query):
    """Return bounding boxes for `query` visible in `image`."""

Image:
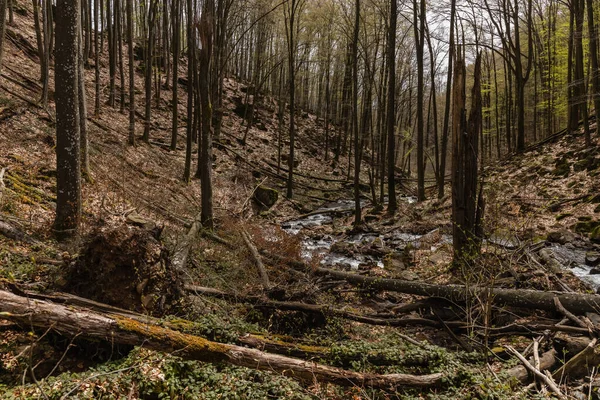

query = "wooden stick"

[505,346,566,399]
[241,229,271,288]
[553,297,595,334]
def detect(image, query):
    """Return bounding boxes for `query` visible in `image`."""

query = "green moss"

[556,213,573,221]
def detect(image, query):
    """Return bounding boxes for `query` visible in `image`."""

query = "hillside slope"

[2,0,600,398]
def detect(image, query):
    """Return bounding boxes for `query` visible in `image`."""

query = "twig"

[505,345,566,400]
[0,167,5,204]
[397,333,428,349]
[554,297,595,335]
[241,229,271,288]
[237,177,268,214]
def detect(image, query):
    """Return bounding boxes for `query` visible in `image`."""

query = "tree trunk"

[352,0,361,226]
[587,0,600,126]
[451,53,483,266]
[143,0,157,142]
[414,0,425,201]
[183,0,194,181]
[126,0,135,145]
[289,262,600,315]
[54,0,81,239]
[78,10,90,182]
[0,289,444,390]
[0,0,8,76]
[94,0,100,115]
[386,0,397,212]
[199,0,214,229]
[170,0,180,150]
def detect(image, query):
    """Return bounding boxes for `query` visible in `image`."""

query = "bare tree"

[54,0,81,239]
[386,0,398,213]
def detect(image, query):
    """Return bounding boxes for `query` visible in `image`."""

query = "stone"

[253,186,279,210]
[397,271,419,281]
[586,252,600,267]
[126,214,157,231]
[547,230,575,245]
[590,267,600,275]
[384,253,406,270]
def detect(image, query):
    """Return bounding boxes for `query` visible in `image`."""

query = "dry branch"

[241,229,271,288]
[0,289,444,390]
[506,348,557,383]
[505,346,566,399]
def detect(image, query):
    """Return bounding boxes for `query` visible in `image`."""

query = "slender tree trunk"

[587,0,600,126]
[78,12,90,182]
[0,0,8,76]
[127,0,135,145]
[414,0,425,201]
[107,0,116,107]
[116,0,125,113]
[573,0,590,145]
[439,0,455,199]
[284,0,301,199]
[143,0,157,142]
[386,0,397,212]
[170,0,180,150]
[199,0,214,229]
[41,0,50,107]
[94,0,100,115]
[54,0,81,239]
[32,0,45,94]
[352,0,361,226]
[183,0,194,181]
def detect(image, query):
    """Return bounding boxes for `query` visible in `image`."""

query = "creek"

[282,200,600,291]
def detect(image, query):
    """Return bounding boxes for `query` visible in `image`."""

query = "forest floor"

[2,0,600,398]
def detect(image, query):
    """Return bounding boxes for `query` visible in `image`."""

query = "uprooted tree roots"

[62,225,184,316]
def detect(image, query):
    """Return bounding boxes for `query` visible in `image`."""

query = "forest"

[0,0,599,397]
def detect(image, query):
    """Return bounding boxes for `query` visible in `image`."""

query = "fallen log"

[0,218,38,244]
[0,289,444,389]
[270,254,600,314]
[185,285,444,328]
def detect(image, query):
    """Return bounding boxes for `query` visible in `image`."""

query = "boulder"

[586,252,600,267]
[253,186,279,210]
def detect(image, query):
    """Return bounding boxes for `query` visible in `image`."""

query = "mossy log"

[0,289,444,389]
[279,257,600,315]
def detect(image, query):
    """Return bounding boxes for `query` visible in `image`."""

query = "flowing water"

[281,197,449,271]
[282,199,600,291]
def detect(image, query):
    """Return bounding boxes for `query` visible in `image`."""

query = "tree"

[198,0,215,229]
[126,0,135,145]
[413,0,425,201]
[483,0,533,153]
[170,0,181,150]
[588,0,600,126]
[352,0,361,226]
[438,0,456,199]
[283,0,305,199]
[451,52,484,267]
[386,0,398,213]
[54,0,81,238]
[183,0,194,182]
[143,0,158,142]
[0,0,7,75]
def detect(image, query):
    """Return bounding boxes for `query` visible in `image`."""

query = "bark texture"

[54,0,81,238]
[0,289,444,390]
